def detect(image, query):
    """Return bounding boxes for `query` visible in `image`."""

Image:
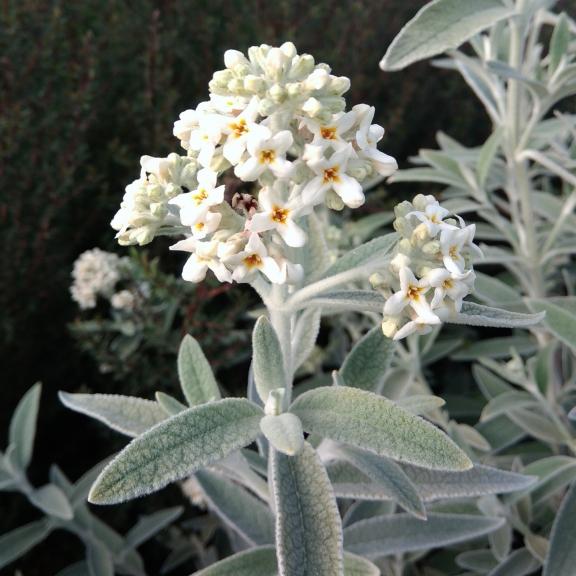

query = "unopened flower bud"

[382,317,399,338]
[224,49,248,70]
[280,41,297,59]
[290,54,315,79]
[306,68,329,90]
[326,189,345,211]
[244,75,266,93]
[390,253,411,272]
[330,76,351,95]
[269,83,286,103]
[227,78,244,93]
[422,240,441,255]
[302,97,323,117]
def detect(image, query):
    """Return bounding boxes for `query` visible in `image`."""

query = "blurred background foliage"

[1,0,574,574]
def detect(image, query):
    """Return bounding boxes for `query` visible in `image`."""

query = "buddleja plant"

[380,0,576,574]
[60,42,544,575]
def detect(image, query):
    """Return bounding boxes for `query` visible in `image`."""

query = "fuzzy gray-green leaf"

[195,469,274,546]
[194,547,278,576]
[380,0,514,71]
[29,484,73,520]
[449,302,545,329]
[543,481,576,576]
[291,386,471,471]
[178,334,221,406]
[340,327,395,392]
[260,413,304,456]
[528,298,576,351]
[9,383,41,469]
[253,316,287,403]
[271,442,344,576]
[344,513,504,558]
[0,519,52,570]
[59,392,167,437]
[89,398,263,504]
[125,506,183,548]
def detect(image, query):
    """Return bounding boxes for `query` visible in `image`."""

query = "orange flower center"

[230,118,248,138]
[193,189,208,204]
[407,284,423,301]
[449,245,459,259]
[320,126,337,140]
[271,205,289,224]
[323,166,340,184]
[259,149,276,164]
[443,279,453,290]
[243,254,262,269]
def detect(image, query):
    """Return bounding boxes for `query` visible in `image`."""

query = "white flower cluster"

[111,42,397,285]
[371,195,482,340]
[70,249,127,309]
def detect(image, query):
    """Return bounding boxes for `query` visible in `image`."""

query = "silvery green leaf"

[532,192,576,229]
[328,460,534,501]
[421,339,464,366]
[457,550,498,572]
[125,506,183,548]
[490,521,512,562]
[342,553,381,576]
[291,386,471,471]
[178,334,221,406]
[292,308,321,371]
[344,513,504,558]
[155,391,186,415]
[193,546,278,576]
[487,60,549,98]
[343,501,395,527]
[453,423,491,452]
[481,391,539,421]
[336,446,426,519]
[253,316,287,402]
[260,413,304,456]
[55,562,90,576]
[527,298,576,351]
[396,395,446,415]
[449,302,545,328]
[543,484,576,576]
[9,382,41,469]
[488,548,540,576]
[549,13,570,73]
[569,406,576,420]
[476,415,525,452]
[70,459,108,505]
[29,484,73,520]
[0,519,52,570]
[194,470,274,545]
[508,409,566,445]
[0,468,15,491]
[452,336,536,361]
[89,398,263,504]
[346,212,394,242]
[340,327,395,392]
[473,365,514,399]
[380,0,514,71]
[301,213,330,282]
[305,291,385,314]
[59,392,167,437]
[87,539,114,576]
[321,234,398,279]
[271,442,344,576]
[477,128,503,187]
[473,273,523,306]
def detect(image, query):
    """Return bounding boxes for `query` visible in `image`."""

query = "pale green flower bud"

[397,239,413,254]
[224,49,248,69]
[382,317,399,338]
[394,200,413,218]
[280,41,297,59]
[212,69,233,86]
[305,68,329,90]
[150,202,167,218]
[244,75,266,93]
[258,98,275,116]
[329,76,351,95]
[289,54,315,79]
[422,240,441,255]
[269,83,286,103]
[227,78,245,93]
[412,194,430,211]
[326,189,345,211]
[302,97,322,117]
[393,216,409,236]
[146,184,165,202]
[164,183,181,199]
[286,82,302,97]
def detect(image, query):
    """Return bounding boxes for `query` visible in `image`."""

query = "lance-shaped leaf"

[292,308,321,371]
[178,334,221,406]
[260,413,304,456]
[59,392,166,437]
[0,519,52,570]
[9,382,41,469]
[380,0,514,71]
[322,233,398,279]
[340,327,395,392]
[528,298,576,351]
[89,399,263,504]
[193,547,378,576]
[543,481,576,576]
[336,446,426,519]
[155,391,186,416]
[344,513,504,558]
[396,395,445,415]
[305,291,385,314]
[271,442,344,576]
[291,387,471,471]
[328,460,535,501]
[195,469,274,546]
[29,484,73,520]
[448,302,545,328]
[253,316,286,403]
[489,548,540,576]
[87,540,114,576]
[125,506,183,548]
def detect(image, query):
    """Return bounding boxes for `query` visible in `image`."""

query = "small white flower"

[170,238,232,283]
[170,169,225,226]
[303,111,357,149]
[302,145,364,208]
[221,98,266,165]
[224,233,285,284]
[407,202,452,237]
[111,289,136,311]
[354,104,398,176]
[248,186,307,247]
[383,267,440,325]
[427,268,475,313]
[234,128,294,181]
[188,208,222,240]
[440,226,473,275]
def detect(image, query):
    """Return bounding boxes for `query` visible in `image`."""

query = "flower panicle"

[110,43,397,286]
[372,194,482,341]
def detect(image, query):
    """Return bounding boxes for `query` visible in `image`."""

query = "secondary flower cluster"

[70,248,136,311]
[371,195,481,340]
[111,42,397,285]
